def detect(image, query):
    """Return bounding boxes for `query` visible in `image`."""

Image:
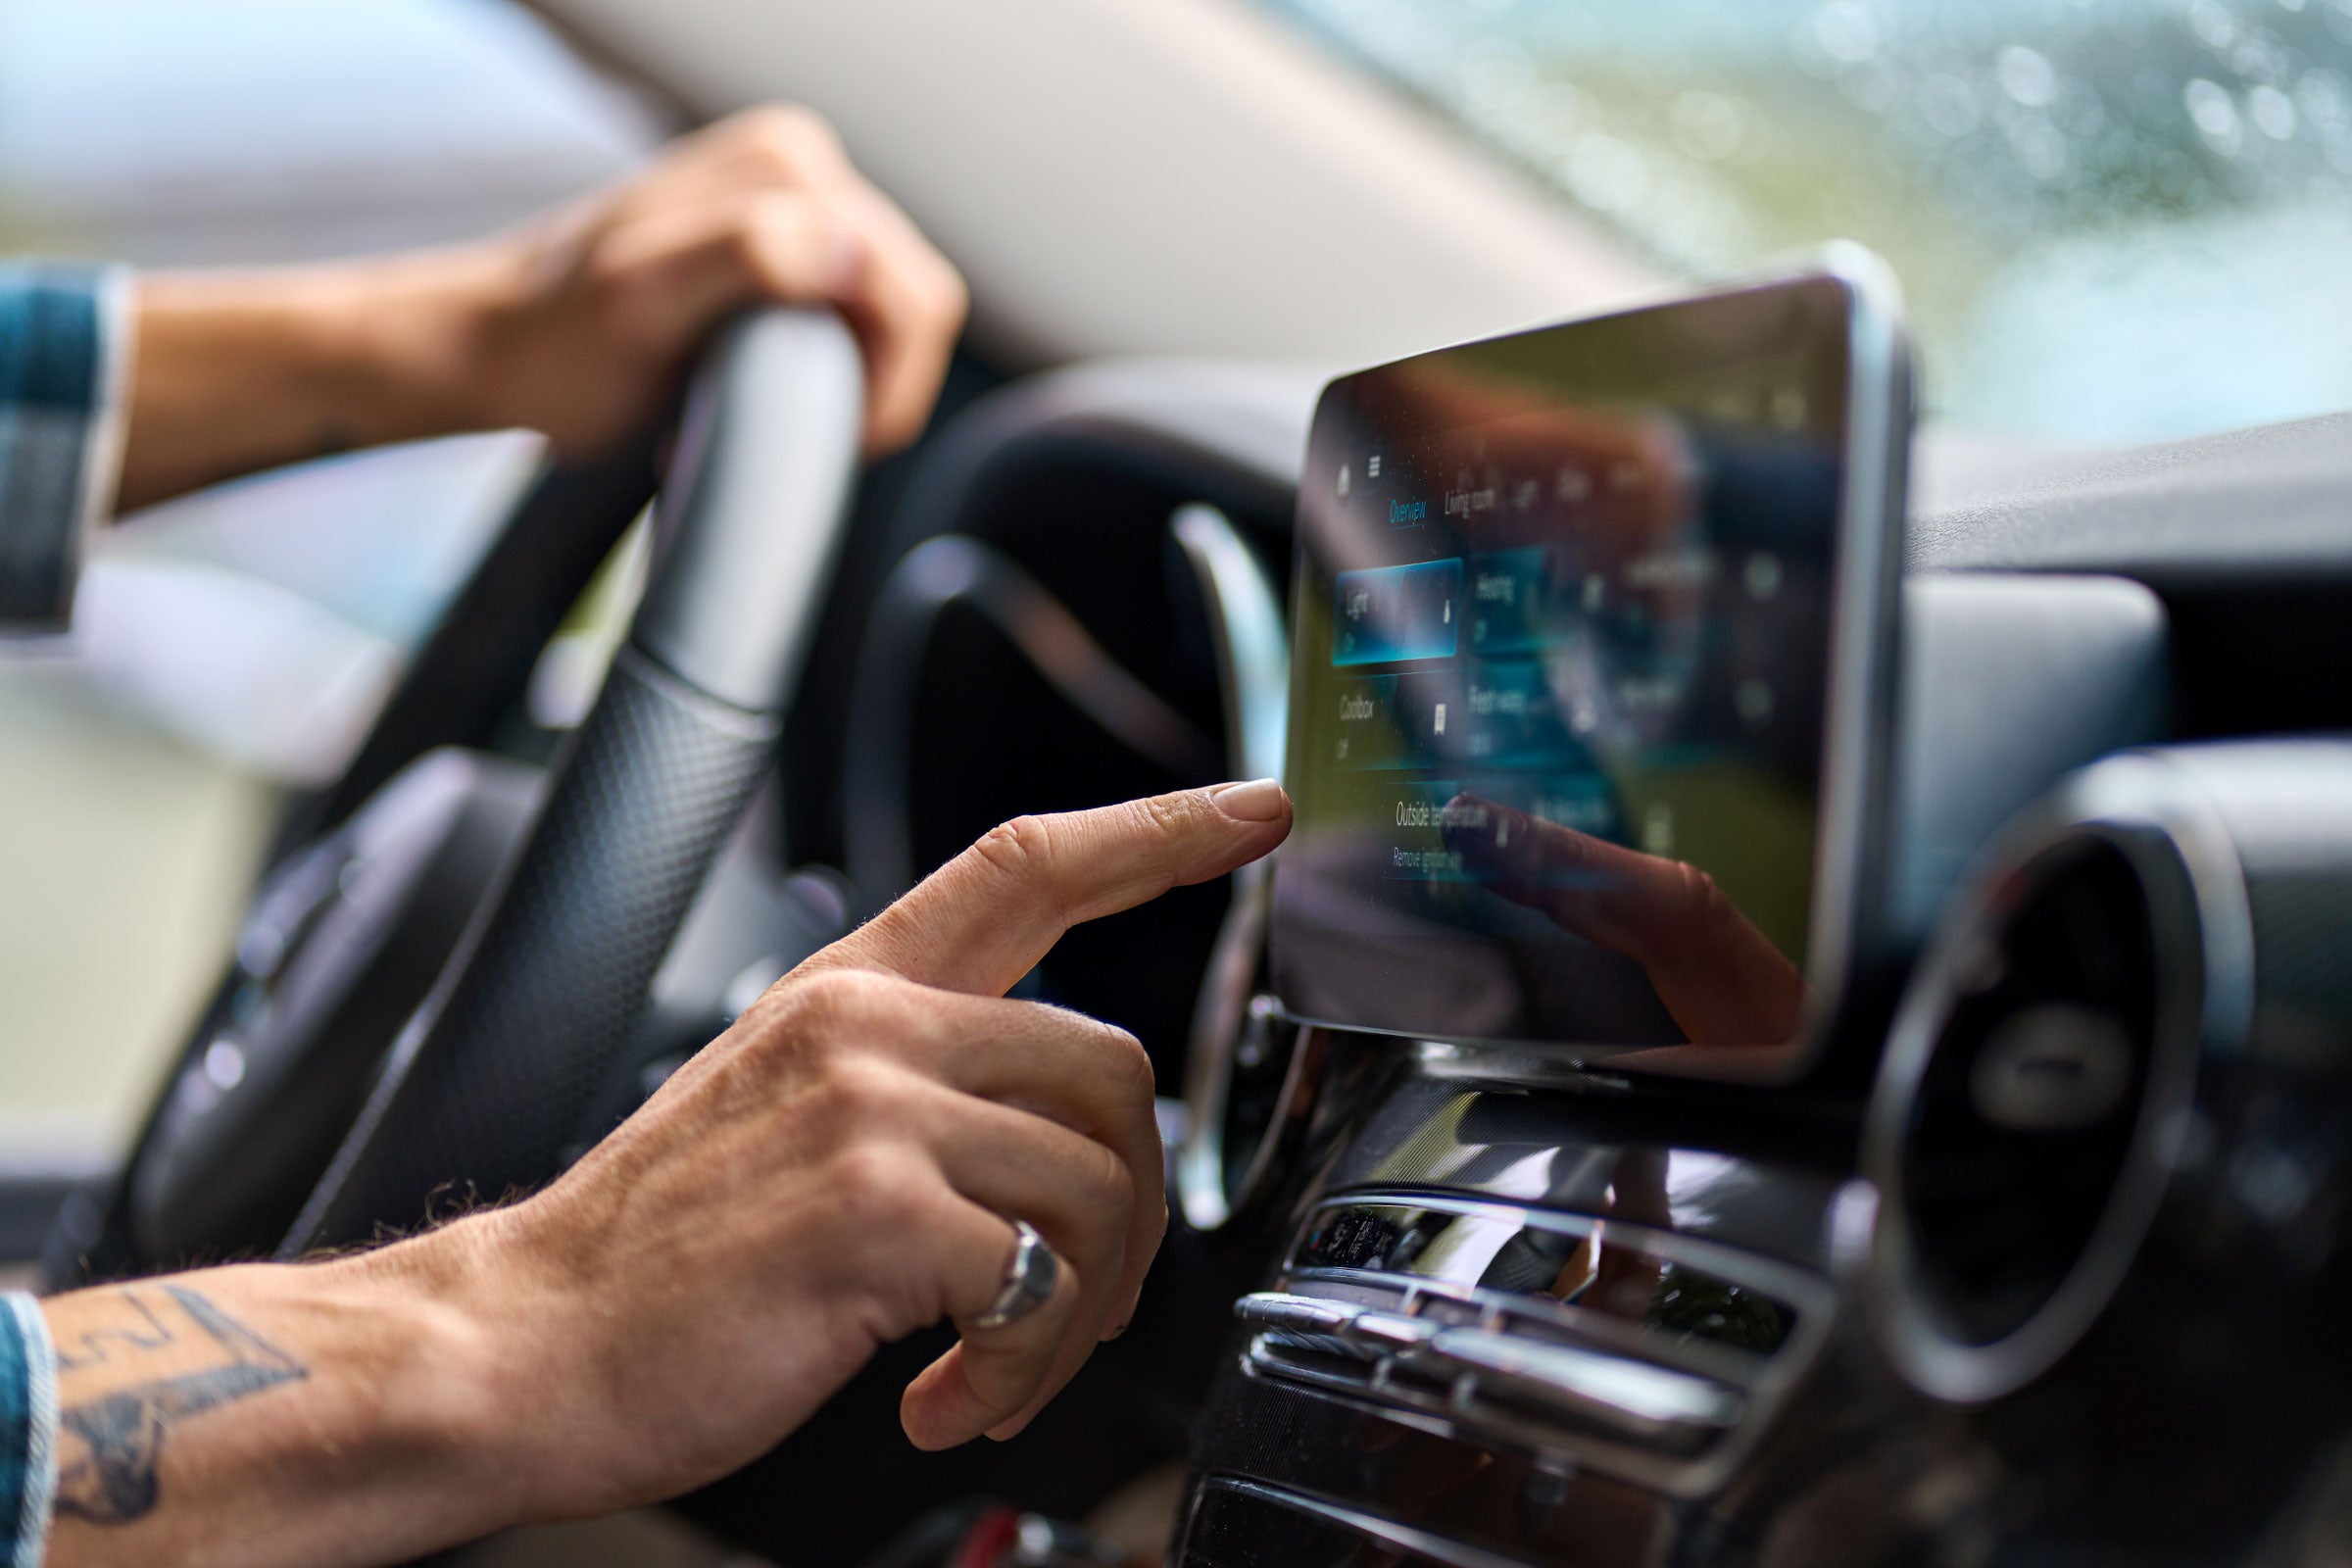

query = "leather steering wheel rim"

[267,308,864,1254]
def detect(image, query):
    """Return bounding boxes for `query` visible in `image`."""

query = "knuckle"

[752,185,830,233]
[1102,1026,1157,1104]
[1138,791,1197,841]
[789,964,891,1028]
[728,194,823,272]
[810,1052,906,1129]
[973,814,1057,891]
[770,964,943,1079]
[736,974,843,1071]
[741,104,841,172]
[1080,1138,1137,1213]
[918,261,969,329]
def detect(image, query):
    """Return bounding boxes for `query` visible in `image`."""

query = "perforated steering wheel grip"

[283,310,863,1253]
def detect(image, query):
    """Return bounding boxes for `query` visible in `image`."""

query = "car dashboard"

[79,281,2348,1568]
[772,287,2352,1566]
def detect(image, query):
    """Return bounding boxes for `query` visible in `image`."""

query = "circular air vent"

[1864,753,2249,1403]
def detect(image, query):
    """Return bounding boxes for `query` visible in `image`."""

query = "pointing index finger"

[820,781,1291,998]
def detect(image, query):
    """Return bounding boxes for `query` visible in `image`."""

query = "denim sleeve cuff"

[0,1294,58,1568]
[0,262,134,632]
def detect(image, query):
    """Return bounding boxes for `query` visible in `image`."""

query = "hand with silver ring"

[25,782,1293,1564]
[414,778,1298,1526]
[970,1221,1060,1331]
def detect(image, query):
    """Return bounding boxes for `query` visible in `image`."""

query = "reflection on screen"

[1272,279,1854,1053]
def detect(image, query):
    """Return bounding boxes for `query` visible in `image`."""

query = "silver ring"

[970,1221,1058,1330]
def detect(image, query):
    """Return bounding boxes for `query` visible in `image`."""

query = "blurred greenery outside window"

[1259,0,2352,444]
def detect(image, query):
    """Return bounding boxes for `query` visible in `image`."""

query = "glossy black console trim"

[1243,1189,1836,1495]
[1286,1191,1834,1326]
[1190,1476,1544,1568]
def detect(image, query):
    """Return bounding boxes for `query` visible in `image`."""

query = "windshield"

[1258,0,2352,444]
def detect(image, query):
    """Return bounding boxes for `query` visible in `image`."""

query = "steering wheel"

[53,309,866,1279]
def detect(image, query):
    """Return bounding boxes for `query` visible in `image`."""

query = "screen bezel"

[1268,250,1912,1086]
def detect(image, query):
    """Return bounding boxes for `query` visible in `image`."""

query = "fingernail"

[1210,778,1287,822]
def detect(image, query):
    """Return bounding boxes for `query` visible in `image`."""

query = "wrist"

[326,1215,544,1533]
[123,246,524,509]
[317,242,527,443]
[38,1242,538,1567]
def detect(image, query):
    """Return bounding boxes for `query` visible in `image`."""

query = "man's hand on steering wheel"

[467,105,969,462]
[38,782,1291,1568]
[120,105,966,510]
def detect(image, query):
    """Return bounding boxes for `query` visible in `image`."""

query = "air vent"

[1864,753,2241,1402]
[1899,835,2176,1347]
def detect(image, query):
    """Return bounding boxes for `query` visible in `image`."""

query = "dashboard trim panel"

[1237,1189,1836,1497]
[1188,1476,1547,1568]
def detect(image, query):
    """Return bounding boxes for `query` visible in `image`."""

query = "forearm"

[40,1222,523,1568]
[120,249,520,513]
[112,108,968,517]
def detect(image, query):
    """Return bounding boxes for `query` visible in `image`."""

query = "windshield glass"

[1258,0,2352,444]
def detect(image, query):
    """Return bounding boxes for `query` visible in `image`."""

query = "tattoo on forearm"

[51,1286,308,1525]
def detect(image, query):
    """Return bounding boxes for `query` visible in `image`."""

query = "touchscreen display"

[1272,277,1878,1055]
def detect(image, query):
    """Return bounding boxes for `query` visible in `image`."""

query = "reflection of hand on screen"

[1374,366,1698,567]
[1443,794,1807,1048]
[1387,363,1696,526]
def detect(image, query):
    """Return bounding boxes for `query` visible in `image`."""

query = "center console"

[1173,258,1918,1566]
[1171,258,2352,1565]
